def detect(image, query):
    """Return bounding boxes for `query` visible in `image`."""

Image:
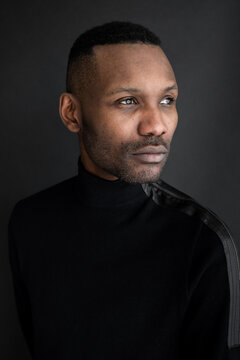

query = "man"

[8,21,240,359]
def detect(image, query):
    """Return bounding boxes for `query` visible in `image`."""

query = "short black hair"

[66,21,162,95]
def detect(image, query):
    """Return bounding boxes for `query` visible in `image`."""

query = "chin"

[120,165,164,184]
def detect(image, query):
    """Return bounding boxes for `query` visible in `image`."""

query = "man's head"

[59,21,178,184]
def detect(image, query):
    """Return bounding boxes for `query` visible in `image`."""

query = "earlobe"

[59,93,81,133]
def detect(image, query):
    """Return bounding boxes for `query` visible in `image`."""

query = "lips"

[132,153,166,163]
[131,146,168,163]
[132,145,168,155]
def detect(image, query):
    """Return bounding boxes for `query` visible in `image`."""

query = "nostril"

[137,115,168,137]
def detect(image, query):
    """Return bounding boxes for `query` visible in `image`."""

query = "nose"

[137,105,168,137]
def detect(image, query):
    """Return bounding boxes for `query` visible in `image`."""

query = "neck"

[75,156,147,208]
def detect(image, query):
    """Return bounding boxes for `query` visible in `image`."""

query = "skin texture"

[59,43,178,183]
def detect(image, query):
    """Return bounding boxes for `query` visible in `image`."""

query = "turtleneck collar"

[75,156,148,208]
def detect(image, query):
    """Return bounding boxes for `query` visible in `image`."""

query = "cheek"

[172,113,178,132]
[81,109,110,140]
[83,102,136,144]
[99,111,134,141]
[94,120,123,147]
[165,110,178,134]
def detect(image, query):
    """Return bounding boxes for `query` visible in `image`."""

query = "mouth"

[131,146,168,164]
[131,152,167,163]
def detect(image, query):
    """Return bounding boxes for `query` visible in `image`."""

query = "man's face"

[78,43,178,184]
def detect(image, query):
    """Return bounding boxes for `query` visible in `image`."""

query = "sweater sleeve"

[178,222,240,360]
[8,206,34,358]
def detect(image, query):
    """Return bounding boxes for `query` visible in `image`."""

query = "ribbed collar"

[75,156,148,208]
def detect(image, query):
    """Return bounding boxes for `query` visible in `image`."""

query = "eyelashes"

[160,97,175,105]
[119,98,138,105]
[117,96,175,106]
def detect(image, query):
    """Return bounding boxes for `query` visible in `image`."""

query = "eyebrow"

[107,84,178,96]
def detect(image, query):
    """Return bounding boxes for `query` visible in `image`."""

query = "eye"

[160,97,175,105]
[118,97,138,105]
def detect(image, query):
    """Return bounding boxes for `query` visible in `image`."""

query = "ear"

[59,93,82,133]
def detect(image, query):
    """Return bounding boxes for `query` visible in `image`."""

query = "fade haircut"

[66,21,162,96]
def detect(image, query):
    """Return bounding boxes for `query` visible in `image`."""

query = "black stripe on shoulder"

[141,178,240,349]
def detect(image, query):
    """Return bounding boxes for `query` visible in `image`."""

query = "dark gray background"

[1,0,239,358]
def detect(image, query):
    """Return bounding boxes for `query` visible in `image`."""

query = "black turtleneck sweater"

[8,157,240,360]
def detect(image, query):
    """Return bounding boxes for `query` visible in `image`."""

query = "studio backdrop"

[1,0,239,358]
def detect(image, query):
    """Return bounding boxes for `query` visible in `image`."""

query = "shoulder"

[142,178,233,242]
[142,178,240,348]
[142,178,238,262]
[8,175,77,230]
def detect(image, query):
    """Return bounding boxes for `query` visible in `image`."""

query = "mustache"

[125,137,170,153]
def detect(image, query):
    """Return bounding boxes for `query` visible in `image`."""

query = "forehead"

[91,43,176,94]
